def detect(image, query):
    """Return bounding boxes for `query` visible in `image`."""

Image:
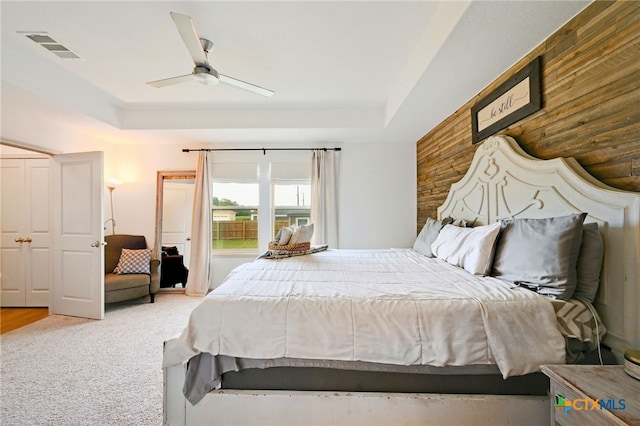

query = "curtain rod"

[182,147,341,155]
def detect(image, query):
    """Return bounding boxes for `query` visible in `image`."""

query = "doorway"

[1,143,105,319]
[154,171,195,292]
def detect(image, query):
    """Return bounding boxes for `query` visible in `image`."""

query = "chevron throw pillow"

[113,248,152,274]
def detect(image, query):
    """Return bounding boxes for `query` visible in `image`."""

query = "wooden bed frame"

[164,135,639,425]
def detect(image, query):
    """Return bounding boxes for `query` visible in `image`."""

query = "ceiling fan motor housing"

[193,66,219,85]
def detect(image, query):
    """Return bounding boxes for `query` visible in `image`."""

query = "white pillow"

[289,223,314,245]
[277,226,296,245]
[431,223,502,275]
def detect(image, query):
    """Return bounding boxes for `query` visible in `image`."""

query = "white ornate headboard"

[438,135,640,360]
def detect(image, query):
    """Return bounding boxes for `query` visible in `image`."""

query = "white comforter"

[163,249,566,378]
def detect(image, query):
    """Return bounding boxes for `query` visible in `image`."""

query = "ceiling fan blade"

[170,12,207,65]
[147,74,193,88]
[218,74,274,97]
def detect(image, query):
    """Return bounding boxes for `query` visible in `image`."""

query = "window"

[211,163,258,251]
[210,157,311,252]
[271,162,311,240]
[212,182,259,250]
[273,183,311,239]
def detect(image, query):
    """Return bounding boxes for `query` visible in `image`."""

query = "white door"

[162,181,194,266]
[50,152,104,319]
[1,159,27,306]
[25,159,51,306]
[0,158,50,307]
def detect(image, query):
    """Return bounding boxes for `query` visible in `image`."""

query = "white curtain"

[186,152,212,296]
[310,149,340,248]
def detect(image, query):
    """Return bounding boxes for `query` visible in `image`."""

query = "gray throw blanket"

[257,244,329,259]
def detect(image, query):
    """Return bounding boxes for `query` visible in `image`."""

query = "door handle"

[186,237,191,241]
[90,240,102,248]
[23,237,32,243]
[15,237,24,243]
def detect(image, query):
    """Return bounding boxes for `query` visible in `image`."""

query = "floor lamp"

[105,178,122,235]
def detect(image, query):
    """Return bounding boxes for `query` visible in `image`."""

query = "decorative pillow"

[413,217,454,257]
[573,222,604,302]
[274,227,284,243]
[289,223,314,245]
[277,226,296,245]
[490,213,587,300]
[431,222,502,275]
[113,248,152,275]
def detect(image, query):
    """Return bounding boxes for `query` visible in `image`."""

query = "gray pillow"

[573,222,604,302]
[490,213,587,300]
[413,217,454,257]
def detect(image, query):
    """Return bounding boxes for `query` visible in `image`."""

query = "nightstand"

[541,365,640,425]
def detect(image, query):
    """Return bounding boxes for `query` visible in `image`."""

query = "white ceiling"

[1,1,590,148]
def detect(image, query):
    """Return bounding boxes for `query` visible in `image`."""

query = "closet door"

[0,158,50,307]
[25,159,50,306]
[0,159,27,306]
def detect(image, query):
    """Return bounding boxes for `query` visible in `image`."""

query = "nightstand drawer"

[551,381,602,426]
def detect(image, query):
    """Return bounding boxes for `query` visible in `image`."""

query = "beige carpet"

[0,293,203,426]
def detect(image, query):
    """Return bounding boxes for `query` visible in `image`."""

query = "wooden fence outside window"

[213,219,295,241]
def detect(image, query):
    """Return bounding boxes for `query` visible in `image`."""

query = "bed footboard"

[164,362,187,426]
[164,362,549,426]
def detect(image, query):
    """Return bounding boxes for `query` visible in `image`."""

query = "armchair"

[104,234,160,303]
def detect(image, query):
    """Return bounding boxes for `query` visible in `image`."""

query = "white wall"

[103,142,195,245]
[339,142,416,249]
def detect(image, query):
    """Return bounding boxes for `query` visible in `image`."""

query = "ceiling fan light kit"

[146,12,274,97]
[194,66,219,85]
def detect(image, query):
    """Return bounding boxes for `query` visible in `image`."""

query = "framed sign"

[471,56,542,144]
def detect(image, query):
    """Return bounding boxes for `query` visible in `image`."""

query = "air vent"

[22,32,81,59]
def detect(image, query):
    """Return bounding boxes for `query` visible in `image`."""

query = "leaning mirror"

[154,171,196,290]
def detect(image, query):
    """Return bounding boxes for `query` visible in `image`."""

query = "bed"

[163,135,640,426]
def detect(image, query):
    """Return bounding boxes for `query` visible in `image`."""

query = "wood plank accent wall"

[416,1,640,230]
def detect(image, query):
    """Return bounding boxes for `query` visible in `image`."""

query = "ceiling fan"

[147,12,274,97]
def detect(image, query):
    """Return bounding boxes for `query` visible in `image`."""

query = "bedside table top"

[541,365,640,424]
